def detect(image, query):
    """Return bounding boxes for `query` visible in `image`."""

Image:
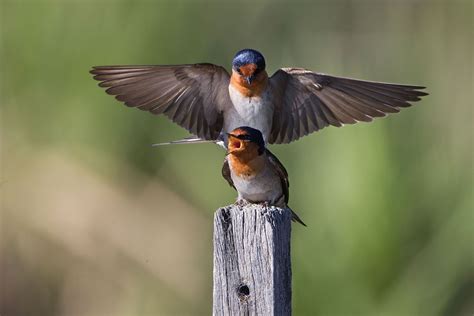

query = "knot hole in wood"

[237,283,250,301]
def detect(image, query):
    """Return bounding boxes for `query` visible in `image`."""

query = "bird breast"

[229,157,283,204]
[224,85,274,142]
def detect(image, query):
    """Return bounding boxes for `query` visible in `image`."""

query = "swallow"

[222,126,306,226]
[90,48,428,144]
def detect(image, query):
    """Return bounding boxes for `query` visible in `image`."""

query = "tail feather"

[151,136,216,147]
[289,207,307,227]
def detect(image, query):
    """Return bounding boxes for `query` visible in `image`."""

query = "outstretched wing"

[268,68,428,143]
[91,63,231,140]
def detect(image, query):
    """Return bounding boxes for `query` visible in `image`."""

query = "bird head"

[231,49,266,86]
[226,126,265,158]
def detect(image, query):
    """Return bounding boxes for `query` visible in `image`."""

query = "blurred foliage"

[1,0,473,315]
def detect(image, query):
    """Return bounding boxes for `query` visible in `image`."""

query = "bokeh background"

[1,0,473,315]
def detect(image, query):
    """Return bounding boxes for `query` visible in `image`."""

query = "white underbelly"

[230,167,282,204]
[224,85,273,142]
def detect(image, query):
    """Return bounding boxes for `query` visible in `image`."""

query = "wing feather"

[268,68,428,143]
[221,159,235,189]
[91,63,231,139]
[266,149,289,204]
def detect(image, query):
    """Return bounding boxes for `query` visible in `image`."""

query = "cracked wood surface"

[213,204,292,315]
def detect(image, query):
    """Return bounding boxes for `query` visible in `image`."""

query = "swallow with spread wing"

[222,126,305,226]
[90,48,428,145]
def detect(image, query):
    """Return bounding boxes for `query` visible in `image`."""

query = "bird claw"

[235,199,249,207]
[259,201,271,208]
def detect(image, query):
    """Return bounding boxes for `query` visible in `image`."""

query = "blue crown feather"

[232,49,266,70]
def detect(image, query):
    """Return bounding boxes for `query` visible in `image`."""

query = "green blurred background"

[1,0,473,315]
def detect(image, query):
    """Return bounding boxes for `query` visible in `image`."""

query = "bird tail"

[152,134,227,149]
[288,207,307,227]
[151,136,216,147]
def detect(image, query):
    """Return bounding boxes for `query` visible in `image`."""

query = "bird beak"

[226,134,243,155]
[245,76,253,85]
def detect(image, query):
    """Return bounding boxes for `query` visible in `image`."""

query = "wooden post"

[213,203,292,315]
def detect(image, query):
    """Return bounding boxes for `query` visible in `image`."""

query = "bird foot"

[235,199,249,207]
[259,201,271,208]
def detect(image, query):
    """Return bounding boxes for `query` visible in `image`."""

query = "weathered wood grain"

[213,203,292,315]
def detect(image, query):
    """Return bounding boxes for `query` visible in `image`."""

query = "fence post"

[213,203,292,315]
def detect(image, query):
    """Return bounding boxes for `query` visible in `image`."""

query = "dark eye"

[237,134,250,141]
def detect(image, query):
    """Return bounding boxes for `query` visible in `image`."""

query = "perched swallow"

[90,48,427,144]
[222,126,305,226]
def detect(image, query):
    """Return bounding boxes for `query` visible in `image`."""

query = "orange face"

[226,135,263,177]
[228,135,244,152]
[227,127,265,176]
[227,135,248,156]
[227,129,260,159]
[239,63,258,77]
[230,64,268,97]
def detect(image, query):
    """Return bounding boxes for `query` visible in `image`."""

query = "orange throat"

[229,152,264,178]
[230,70,268,97]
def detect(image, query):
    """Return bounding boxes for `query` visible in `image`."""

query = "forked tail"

[152,136,215,147]
[289,206,307,227]
[152,134,226,148]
